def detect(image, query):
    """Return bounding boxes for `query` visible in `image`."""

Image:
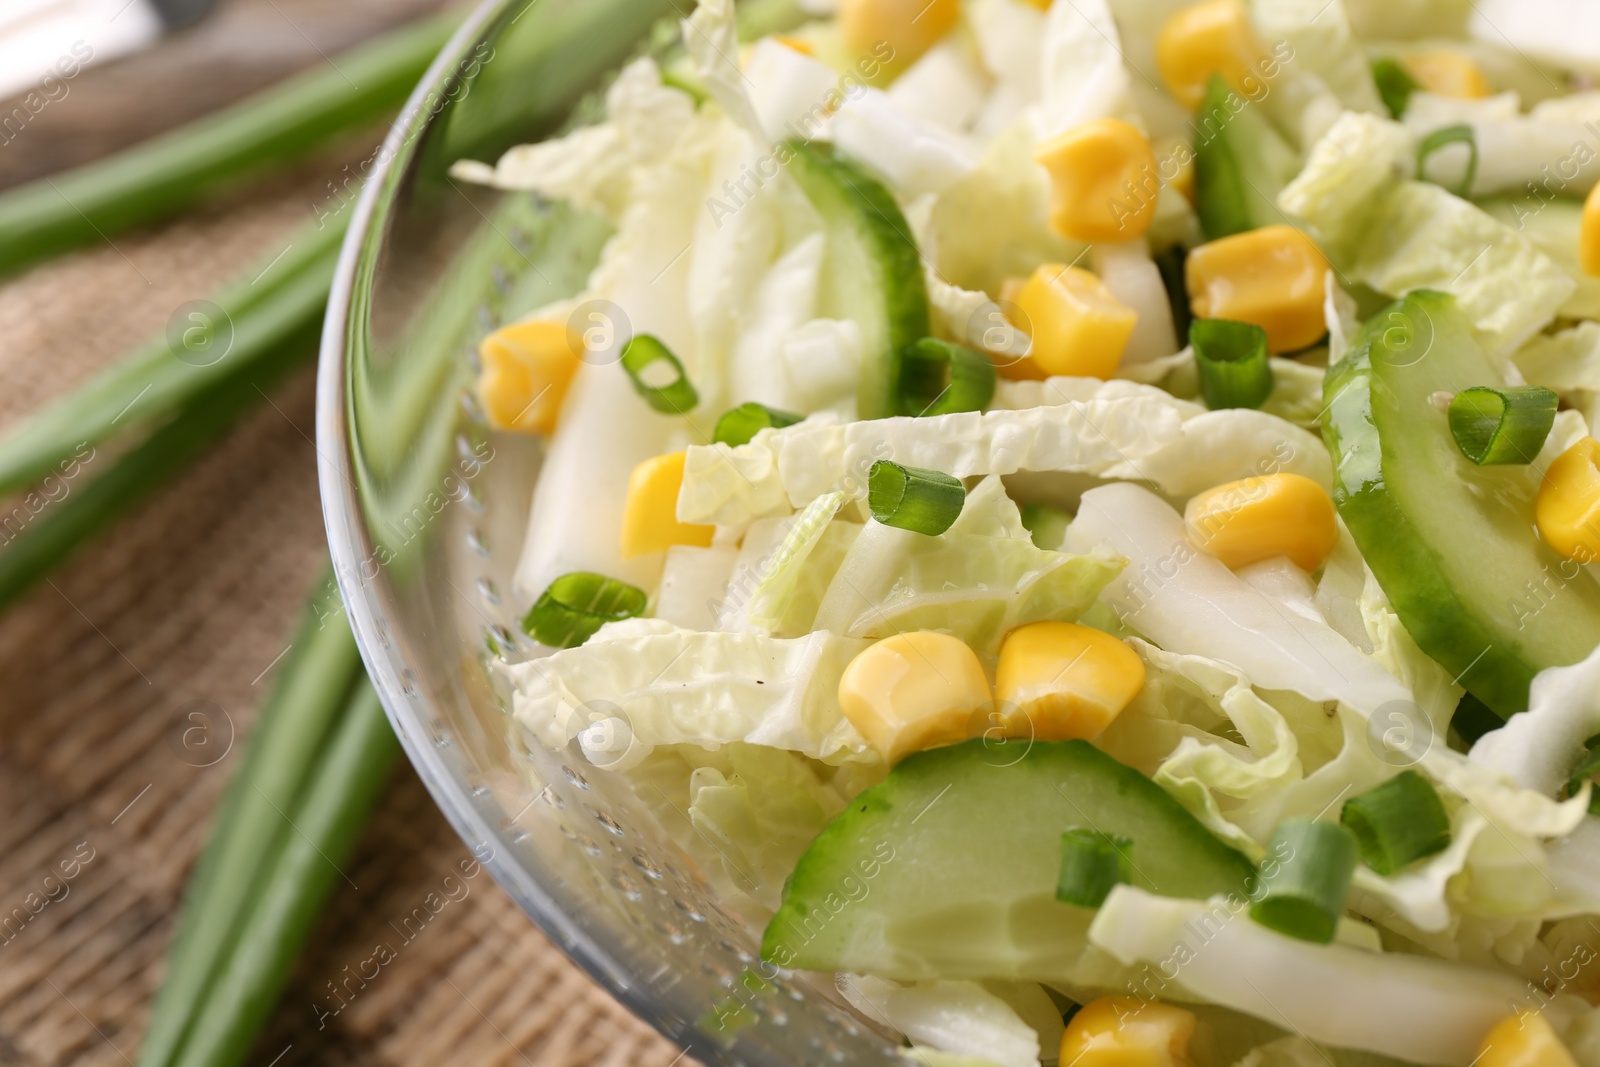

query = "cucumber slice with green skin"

[1193,74,1300,241]
[761,739,1254,981]
[1321,290,1600,716]
[783,140,930,420]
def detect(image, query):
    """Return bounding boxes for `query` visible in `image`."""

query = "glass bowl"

[315,1,904,1062]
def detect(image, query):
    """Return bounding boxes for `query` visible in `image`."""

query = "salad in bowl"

[447,0,1600,1063]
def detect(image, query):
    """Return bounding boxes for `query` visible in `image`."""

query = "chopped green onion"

[1450,691,1504,747]
[1417,124,1479,199]
[1340,770,1452,875]
[714,402,802,446]
[1568,734,1600,815]
[1020,503,1071,550]
[1192,318,1273,410]
[1154,245,1192,341]
[1447,385,1558,465]
[1371,58,1420,119]
[1193,73,1293,240]
[867,461,966,536]
[621,334,699,414]
[1056,829,1132,908]
[1250,818,1357,944]
[896,338,996,417]
[523,572,648,648]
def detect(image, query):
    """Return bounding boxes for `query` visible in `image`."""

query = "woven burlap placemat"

[0,3,696,1064]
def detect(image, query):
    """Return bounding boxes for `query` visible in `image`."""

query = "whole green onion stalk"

[0,13,461,278]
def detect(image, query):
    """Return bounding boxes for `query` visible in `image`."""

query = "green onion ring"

[1340,770,1452,875]
[896,337,997,417]
[1417,124,1479,199]
[867,461,966,536]
[713,402,803,447]
[1192,318,1274,410]
[621,334,699,414]
[1447,385,1558,465]
[1249,818,1358,944]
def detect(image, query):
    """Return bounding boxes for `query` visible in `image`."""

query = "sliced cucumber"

[784,140,930,420]
[1193,75,1300,241]
[761,739,1254,980]
[1322,291,1600,715]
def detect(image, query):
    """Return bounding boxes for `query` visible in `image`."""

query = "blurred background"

[0,1,691,1064]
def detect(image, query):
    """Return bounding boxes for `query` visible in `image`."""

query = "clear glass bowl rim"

[313,0,705,1053]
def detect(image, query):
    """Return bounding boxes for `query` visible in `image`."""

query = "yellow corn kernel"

[1013,265,1138,379]
[994,622,1145,742]
[1538,437,1600,563]
[994,355,1050,381]
[1035,119,1161,243]
[1582,182,1600,277]
[1156,0,1264,111]
[1019,0,1053,8]
[989,277,1051,379]
[1060,996,1198,1067]
[1475,1011,1579,1067]
[838,0,958,71]
[1185,472,1339,572]
[620,451,715,558]
[838,631,992,763]
[1186,224,1330,354]
[1403,51,1492,100]
[476,319,581,434]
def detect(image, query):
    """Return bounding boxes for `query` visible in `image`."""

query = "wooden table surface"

[0,2,699,1064]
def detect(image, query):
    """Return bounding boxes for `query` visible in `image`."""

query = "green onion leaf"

[166,680,397,1067]
[1417,124,1479,198]
[713,402,803,447]
[0,13,460,279]
[1250,818,1358,943]
[1340,770,1452,875]
[1056,829,1132,908]
[868,461,966,536]
[1192,318,1273,410]
[1020,503,1071,551]
[621,334,699,414]
[523,572,648,648]
[0,335,315,610]
[139,574,364,1067]
[1447,385,1558,465]
[896,337,996,416]
[0,220,342,498]
[1371,58,1420,119]
[1568,734,1600,816]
